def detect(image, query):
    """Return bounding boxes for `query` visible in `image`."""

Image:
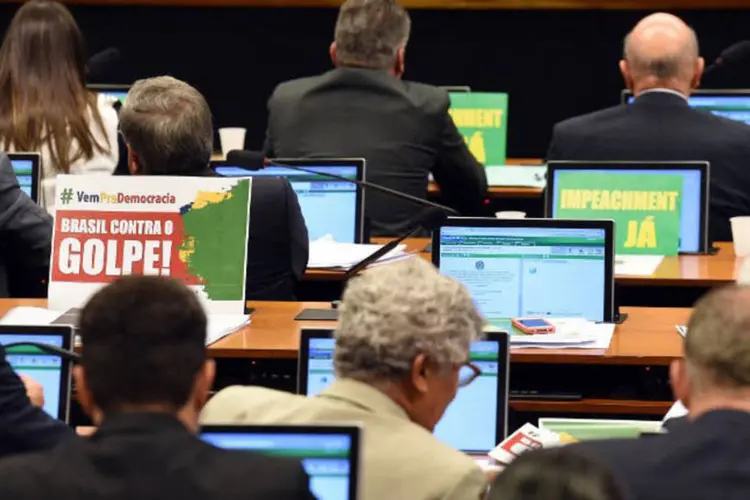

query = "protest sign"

[448,92,509,165]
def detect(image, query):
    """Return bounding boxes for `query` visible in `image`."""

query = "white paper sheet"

[615,254,664,277]
[485,165,547,188]
[0,307,59,326]
[511,319,615,350]
[308,240,407,269]
[206,315,250,346]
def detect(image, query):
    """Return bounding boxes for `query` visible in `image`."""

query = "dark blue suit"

[0,348,74,458]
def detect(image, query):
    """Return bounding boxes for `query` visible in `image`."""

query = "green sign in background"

[448,92,508,166]
[554,172,684,255]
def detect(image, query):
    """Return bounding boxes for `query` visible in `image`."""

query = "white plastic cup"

[731,216,750,257]
[495,211,526,219]
[218,127,246,156]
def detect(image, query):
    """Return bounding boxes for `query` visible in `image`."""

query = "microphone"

[2,342,81,363]
[344,207,446,278]
[704,41,750,75]
[85,47,121,81]
[224,150,458,216]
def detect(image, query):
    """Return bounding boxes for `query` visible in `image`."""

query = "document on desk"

[206,315,251,346]
[0,307,58,326]
[615,254,664,277]
[510,318,615,349]
[485,165,547,188]
[308,239,409,269]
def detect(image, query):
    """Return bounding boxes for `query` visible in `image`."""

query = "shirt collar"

[635,88,688,101]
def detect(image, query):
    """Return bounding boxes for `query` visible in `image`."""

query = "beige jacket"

[200,379,487,500]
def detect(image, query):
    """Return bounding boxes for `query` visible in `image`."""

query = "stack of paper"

[485,165,547,188]
[615,254,664,277]
[308,239,409,270]
[507,318,616,350]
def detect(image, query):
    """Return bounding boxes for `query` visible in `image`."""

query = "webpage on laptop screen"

[439,226,607,323]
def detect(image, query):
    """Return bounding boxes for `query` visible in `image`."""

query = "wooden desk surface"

[0,300,687,365]
[305,239,741,287]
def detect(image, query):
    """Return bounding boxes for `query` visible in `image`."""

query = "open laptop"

[201,424,361,500]
[545,161,710,253]
[297,328,510,454]
[88,83,130,109]
[8,152,40,203]
[213,158,366,243]
[622,89,750,126]
[432,218,615,323]
[0,325,74,422]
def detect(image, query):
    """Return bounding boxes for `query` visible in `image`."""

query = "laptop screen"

[202,427,358,500]
[547,166,707,253]
[625,91,750,126]
[214,163,362,243]
[301,334,507,452]
[0,332,67,419]
[10,157,35,199]
[436,224,610,323]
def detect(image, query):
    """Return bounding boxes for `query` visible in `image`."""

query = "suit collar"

[633,89,689,108]
[319,378,411,421]
[94,412,192,439]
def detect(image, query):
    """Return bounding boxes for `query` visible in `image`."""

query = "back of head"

[78,276,207,413]
[488,448,624,500]
[120,76,213,176]
[622,13,701,94]
[334,0,411,69]
[334,258,483,382]
[683,286,750,394]
[0,0,107,173]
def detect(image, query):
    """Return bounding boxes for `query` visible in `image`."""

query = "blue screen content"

[551,169,703,252]
[215,165,359,243]
[306,337,501,452]
[202,431,353,500]
[628,94,750,126]
[11,159,33,198]
[439,226,607,323]
[0,334,64,419]
[99,91,128,106]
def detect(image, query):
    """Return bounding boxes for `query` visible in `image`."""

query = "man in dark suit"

[571,285,750,500]
[0,276,313,499]
[547,13,750,242]
[120,76,308,300]
[263,0,487,236]
[0,153,51,297]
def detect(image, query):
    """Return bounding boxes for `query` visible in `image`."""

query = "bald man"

[570,285,750,500]
[547,13,750,243]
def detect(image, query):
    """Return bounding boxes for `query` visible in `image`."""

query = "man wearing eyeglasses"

[200,258,488,500]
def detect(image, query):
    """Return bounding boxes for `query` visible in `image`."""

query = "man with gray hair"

[201,258,489,500]
[262,0,487,237]
[547,12,750,242]
[120,76,309,301]
[571,285,750,499]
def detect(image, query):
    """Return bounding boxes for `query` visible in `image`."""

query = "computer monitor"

[297,328,510,453]
[201,424,361,500]
[545,161,710,253]
[88,84,130,108]
[621,89,750,126]
[212,158,365,243]
[0,325,74,422]
[8,153,40,203]
[432,218,615,323]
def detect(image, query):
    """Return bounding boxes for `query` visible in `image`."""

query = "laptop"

[0,325,74,422]
[545,161,710,253]
[8,152,40,203]
[213,158,366,243]
[201,424,361,500]
[88,83,130,109]
[622,89,750,126]
[297,328,510,453]
[432,217,616,323]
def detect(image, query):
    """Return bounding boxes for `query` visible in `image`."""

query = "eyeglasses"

[457,361,482,387]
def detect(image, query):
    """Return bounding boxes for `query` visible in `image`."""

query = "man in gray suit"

[263,0,487,236]
[201,258,488,500]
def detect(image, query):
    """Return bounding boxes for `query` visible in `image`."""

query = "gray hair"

[685,286,750,391]
[119,76,213,176]
[334,258,484,381]
[334,0,411,69]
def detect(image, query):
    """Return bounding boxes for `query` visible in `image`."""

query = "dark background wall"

[0,4,744,158]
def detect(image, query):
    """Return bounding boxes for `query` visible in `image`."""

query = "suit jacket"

[0,347,74,459]
[264,67,488,236]
[547,91,750,242]
[177,167,308,301]
[201,379,487,500]
[0,153,52,298]
[572,410,750,500]
[0,412,314,500]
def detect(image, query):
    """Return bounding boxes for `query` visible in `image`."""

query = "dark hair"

[488,448,625,500]
[78,276,207,413]
[0,0,110,173]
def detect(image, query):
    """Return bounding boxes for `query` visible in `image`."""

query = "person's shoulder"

[400,80,450,114]
[0,450,58,494]
[553,105,626,135]
[269,74,327,104]
[572,434,663,467]
[689,107,750,141]
[200,385,305,424]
